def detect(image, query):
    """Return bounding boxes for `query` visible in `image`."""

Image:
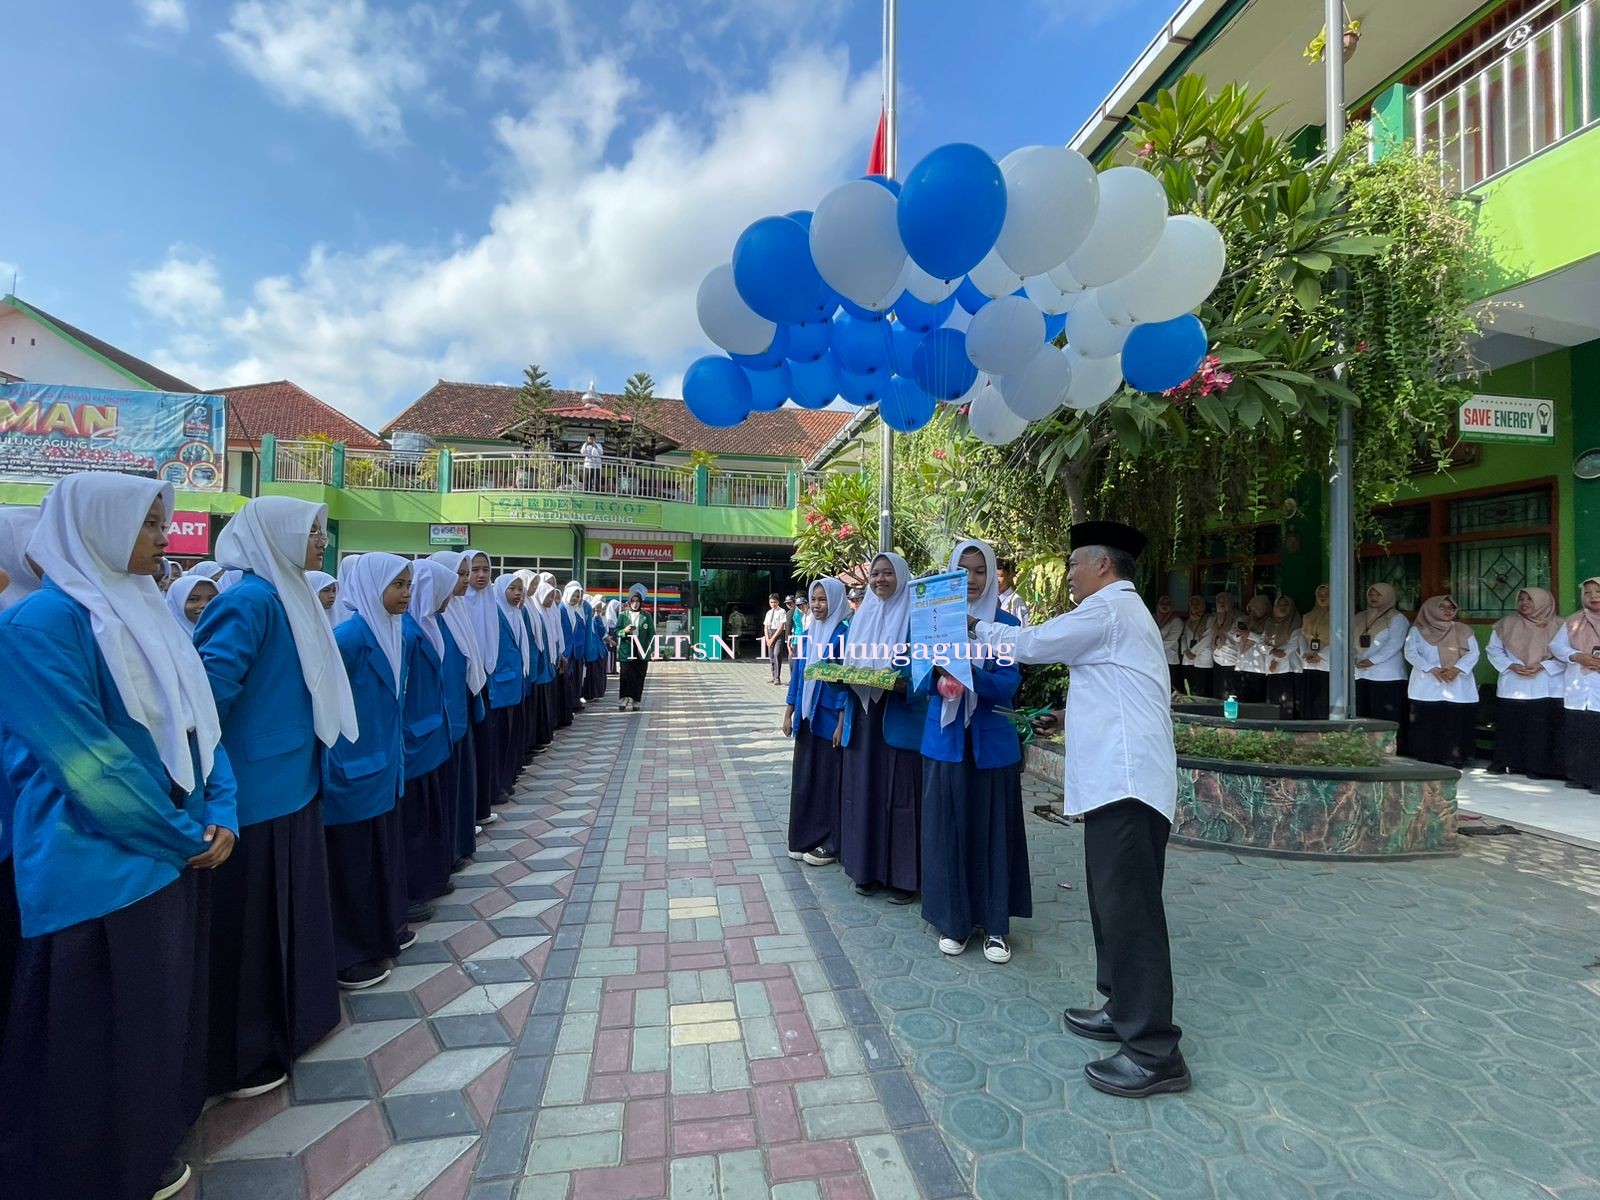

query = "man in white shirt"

[996,558,1030,626]
[580,433,604,492]
[970,521,1187,1098]
[762,593,789,684]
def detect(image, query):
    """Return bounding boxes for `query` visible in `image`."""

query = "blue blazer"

[193,572,319,826]
[529,617,556,685]
[0,585,238,936]
[839,664,929,754]
[786,623,851,742]
[323,616,406,825]
[437,619,473,744]
[913,610,1022,768]
[487,611,523,710]
[519,609,539,698]
[585,605,606,661]
[402,615,452,780]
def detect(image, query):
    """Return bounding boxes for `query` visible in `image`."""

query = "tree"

[793,473,877,582]
[508,364,557,449]
[621,371,659,458]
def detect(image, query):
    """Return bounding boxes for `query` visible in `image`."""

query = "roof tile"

[217,380,386,449]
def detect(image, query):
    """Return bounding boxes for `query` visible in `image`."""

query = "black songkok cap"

[1069,520,1148,560]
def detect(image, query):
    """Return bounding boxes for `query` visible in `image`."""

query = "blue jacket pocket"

[244,725,308,763]
[336,752,390,780]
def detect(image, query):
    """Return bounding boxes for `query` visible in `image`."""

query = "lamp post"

[878,0,899,554]
[1325,0,1356,720]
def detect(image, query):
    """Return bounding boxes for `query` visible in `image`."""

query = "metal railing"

[274,441,331,484]
[1415,0,1597,191]
[448,452,697,502]
[709,469,790,509]
[342,446,437,491]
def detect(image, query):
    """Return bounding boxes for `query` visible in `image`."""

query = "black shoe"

[437,880,457,897]
[1083,1050,1190,1097]
[223,1061,289,1100]
[405,902,435,923]
[396,928,418,952]
[887,888,917,906]
[854,882,882,896]
[338,961,393,990]
[1063,1006,1120,1042]
[152,1157,191,1200]
[451,856,472,873]
[1567,781,1589,789]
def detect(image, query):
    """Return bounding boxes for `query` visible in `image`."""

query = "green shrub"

[1173,723,1382,768]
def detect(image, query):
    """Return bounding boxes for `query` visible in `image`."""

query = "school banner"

[0,382,227,491]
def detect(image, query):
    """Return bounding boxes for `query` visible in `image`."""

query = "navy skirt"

[473,706,500,821]
[585,657,608,700]
[839,698,922,892]
[0,871,209,1200]
[452,727,479,861]
[402,765,453,903]
[788,719,842,857]
[540,680,561,744]
[208,799,340,1092]
[0,855,17,1043]
[324,806,406,971]
[920,753,1032,940]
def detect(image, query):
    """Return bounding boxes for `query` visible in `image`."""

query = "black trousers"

[769,637,788,682]
[620,658,648,703]
[1084,799,1182,1067]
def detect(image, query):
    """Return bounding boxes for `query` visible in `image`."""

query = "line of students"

[0,473,617,1200]
[1168,579,1600,781]
[783,539,1032,967]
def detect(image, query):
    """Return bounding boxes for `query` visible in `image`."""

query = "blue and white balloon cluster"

[688,143,1225,444]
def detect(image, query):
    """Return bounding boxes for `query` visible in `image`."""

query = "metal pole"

[1325,0,1355,720]
[878,0,898,553]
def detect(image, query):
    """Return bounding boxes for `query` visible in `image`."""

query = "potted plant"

[1304,14,1361,64]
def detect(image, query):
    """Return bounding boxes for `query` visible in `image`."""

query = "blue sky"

[2,0,1177,429]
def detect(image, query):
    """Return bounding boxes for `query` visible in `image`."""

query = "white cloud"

[131,250,224,324]
[218,0,431,144]
[138,0,188,31]
[0,261,19,292]
[138,50,881,428]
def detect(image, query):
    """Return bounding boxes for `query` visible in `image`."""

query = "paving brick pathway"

[183,660,1600,1199]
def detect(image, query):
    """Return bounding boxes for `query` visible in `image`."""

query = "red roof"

[217,380,386,449]
[383,380,852,461]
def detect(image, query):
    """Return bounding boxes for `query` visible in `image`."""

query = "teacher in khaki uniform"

[969,521,1188,1098]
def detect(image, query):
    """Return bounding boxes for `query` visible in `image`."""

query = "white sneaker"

[397,928,418,952]
[787,850,805,861]
[152,1159,192,1200]
[983,936,1011,964]
[223,1071,288,1101]
[482,812,499,825]
[938,935,969,956]
[801,848,836,866]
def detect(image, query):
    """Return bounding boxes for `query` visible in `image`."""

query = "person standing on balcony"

[971,522,1188,1098]
[581,433,604,493]
[195,496,353,1101]
[763,593,788,684]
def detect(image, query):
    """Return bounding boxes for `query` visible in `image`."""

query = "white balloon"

[696,263,777,356]
[968,248,1025,300]
[897,258,962,304]
[1001,344,1074,420]
[1063,347,1124,410]
[810,180,908,308]
[1023,272,1084,316]
[967,380,1029,445]
[1117,214,1227,323]
[965,296,1046,376]
[995,145,1101,278]
[1046,259,1088,297]
[1067,167,1168,287]
[1096,285,1135,328]
[1066,292,1132,359]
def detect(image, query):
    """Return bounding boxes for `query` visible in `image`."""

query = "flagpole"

[878,0,899,554]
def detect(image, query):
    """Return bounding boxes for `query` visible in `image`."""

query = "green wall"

[1473,125,1600,297]
[1573,340,1600,584]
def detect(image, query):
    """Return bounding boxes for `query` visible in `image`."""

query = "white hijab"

[28,473,222,793]
[843,553,912,706]
[495,574,531,676]
[429,551,488,693]
[800,577,849,720]
[187,559,224,581]
[0,506,43,610]
[330,553,362,625]
[340,552,409,695]
[604,598,620,627]
[460,550,500,674]
[165,573,214,632]
[408,558,456,662]
[215,496,358,745]
[306,570,337,624]
[532,580,561,658]
[945,538,999,727]
[539,572,566,654]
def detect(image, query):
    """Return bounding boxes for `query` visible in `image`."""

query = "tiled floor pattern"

[184,661,1600,1199]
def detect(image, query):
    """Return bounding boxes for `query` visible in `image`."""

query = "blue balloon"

[810,283,841,320]
[881,376,936,432]
[785,209,813,230]
[838,367,891,407]
[897,143,1007,281]
[745,363,791,412]
[1121,315,1209,394]
[836,296,887,322]
[730,325,790,372]
[732,215,825,325]
[786,316,832,364]
[911,328,979,401]
[955,276,990,315]
[830,313,893,376]
[888,322,921,377]
[862,175,902,197]
[1042,311,1067,341]
[683,356,753,428]
[789,355,841,409]
[892,290,955,335]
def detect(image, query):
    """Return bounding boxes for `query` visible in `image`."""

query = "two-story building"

[1067,0,1599,627]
